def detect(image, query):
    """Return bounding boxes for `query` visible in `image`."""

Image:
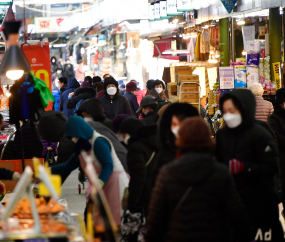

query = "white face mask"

[71,137,79,143]
[84,117,93,122]
[155,88,163,94]
[107,87,117,95]
[223,113,242,129]
[116,134,124,142]
[171,126,180,138]
[124,135,130,145]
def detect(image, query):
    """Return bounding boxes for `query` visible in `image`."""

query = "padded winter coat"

[124,91,139,118]
[146,153,254,242]
[99,94,132,120]
[255,96,273,123]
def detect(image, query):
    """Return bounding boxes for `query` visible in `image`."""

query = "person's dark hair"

[158,103,199,149]
[0,113,3,124]
[152,80,165,90]
[77,99,106,122]
[144,103,158,111]
[84,76,93,86]
[103,74,111,80]
[78,59,83,64]
[146,80,154,91]
[92,76,102,84]
[219,93,242,114]
[58,77,67,85]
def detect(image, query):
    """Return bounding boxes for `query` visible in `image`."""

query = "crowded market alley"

[0,0,285,241]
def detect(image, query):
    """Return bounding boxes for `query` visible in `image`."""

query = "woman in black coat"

[146,117,254,242]
[269,87,285,208]
[216,89,283,241]
[126,124,158,214]
[99,77,132,120]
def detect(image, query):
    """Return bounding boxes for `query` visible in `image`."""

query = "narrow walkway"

[61,169,86,216]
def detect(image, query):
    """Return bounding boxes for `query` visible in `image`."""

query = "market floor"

[61,169,86,216]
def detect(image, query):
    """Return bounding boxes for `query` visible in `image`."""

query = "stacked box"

[176,74,199,85]
[234,66,247,88]
[167,83,177,96]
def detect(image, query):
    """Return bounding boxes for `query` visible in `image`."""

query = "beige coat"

[255,96,273,123]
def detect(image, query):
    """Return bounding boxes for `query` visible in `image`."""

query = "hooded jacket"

[127,125,158,213]
[216,89,280,230]
[146,153,253,242]
[66,86,96,113]
[52,88,60,112]
[269,104,285,206]
[60,78,80,118]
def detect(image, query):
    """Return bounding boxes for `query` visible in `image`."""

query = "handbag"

[121,151,156,210]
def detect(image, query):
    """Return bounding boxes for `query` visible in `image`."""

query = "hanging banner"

[221,0,237,13]
[219,67,234,89]
[149,4,155,21]
[154,2,160,20]
[177,0,193,12]
[160,0,167,18]
[242,26,255,51]
[273,62,281,90]
[167,0,182,15]
[22,42,53,111]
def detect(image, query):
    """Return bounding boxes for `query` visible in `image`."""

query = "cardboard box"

[0,159,44,193]
[176,74,199,84]
[169,95,179,103]
[167,83,177,95]
[180,98,200,103]
[179,93,199,99]
[180,84,199,92]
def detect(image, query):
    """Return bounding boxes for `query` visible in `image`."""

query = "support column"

[269,7,281,85]
[231,17,235,63]
[219,18,229,66]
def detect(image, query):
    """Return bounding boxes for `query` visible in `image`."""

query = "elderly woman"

[248,83,273,123]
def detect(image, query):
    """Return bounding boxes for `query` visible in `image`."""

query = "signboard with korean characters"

[35,17,66,33]
[167,0,182,15]
[219,67,235,89]
[177,0,193,11]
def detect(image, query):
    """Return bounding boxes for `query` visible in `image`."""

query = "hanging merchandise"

[177,0,193,12]
[160,0,167,18]
[234,66,247,88]
[154,2,160,20]
[242,26,255,51]
[246,66,259,86]
[200,30,210,61]
[246,41,260,66]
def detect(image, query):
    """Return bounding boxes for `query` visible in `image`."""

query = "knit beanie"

[77,98,106,122]
[93,76,102,83]
[126,81,137,92]
[120,118,144,136]
[80,81,90,87]
[104,77,118,91]
[175,117,215,151]
[112,114,131,133]
[39,111,67,142]
[119,84,126,92]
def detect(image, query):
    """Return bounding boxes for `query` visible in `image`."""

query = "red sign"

[22,42,53,111]
[56,18,64,26]
[39,20,50,29]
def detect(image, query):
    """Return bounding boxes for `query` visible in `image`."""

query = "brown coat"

[255,96,273,123]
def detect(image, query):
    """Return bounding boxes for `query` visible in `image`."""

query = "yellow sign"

[273,62,281,90]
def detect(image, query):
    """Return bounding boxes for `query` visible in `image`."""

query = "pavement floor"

[61,169,86,216]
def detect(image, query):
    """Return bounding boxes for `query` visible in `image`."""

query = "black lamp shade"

[0,45,30,75]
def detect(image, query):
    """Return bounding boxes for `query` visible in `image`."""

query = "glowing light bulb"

[6,70,24,80]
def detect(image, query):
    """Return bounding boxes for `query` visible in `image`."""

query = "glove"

[229,159,244,174]
[97,179,104,190]
[73,137,92,155]
[12,172,21,181]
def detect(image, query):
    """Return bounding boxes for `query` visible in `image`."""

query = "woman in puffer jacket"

[248,83,273,123]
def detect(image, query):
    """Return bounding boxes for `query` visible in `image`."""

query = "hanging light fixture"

[0,21,30,81]
[237,18,245,26]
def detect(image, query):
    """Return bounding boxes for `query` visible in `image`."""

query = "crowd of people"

[3,59,285,241]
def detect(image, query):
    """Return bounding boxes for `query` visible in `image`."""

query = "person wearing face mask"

[112,114,131,143]
[124,81,140,118]
[136,96,158,126]
[153,103,199,184]
[269,87,285,211]
[216,89,283,241]
[51,56,60,74]
[51,116,129,225]
[76,99,129,174]
[99,77,132,120]
[149,80,168,103]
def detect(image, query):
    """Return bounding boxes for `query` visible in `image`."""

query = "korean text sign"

[219,67,234,89]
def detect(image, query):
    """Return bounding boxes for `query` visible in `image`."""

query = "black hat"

[77,98,106,122]
[104,77,118,91]
[121,118,144,136]
[136,95,157,113]
[275,87,285,104]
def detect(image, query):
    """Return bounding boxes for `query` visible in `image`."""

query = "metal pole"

[231,17,235,63]
[219,18,229,66]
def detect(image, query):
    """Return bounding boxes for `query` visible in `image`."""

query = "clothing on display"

[200,30,210,61]
[195,33,201,60]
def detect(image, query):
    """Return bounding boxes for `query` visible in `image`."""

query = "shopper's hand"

[12,172,21,181]
[97,179,104,190]
[68,92,74,98]
[47,147,53,151]
[229,159,244,174]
